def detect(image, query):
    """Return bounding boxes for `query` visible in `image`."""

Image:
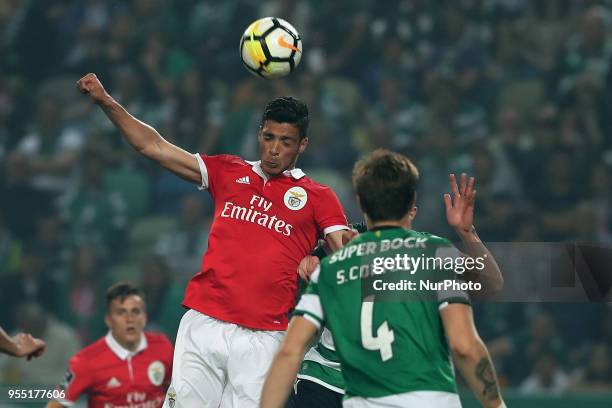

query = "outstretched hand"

[444,173,476,233]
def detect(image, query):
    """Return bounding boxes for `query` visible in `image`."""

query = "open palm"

[444,173,476,232]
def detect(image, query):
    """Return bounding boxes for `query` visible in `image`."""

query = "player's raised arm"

[76,73,201,184]
[444,173,504,292]
[440,304,506,408]
[260,316,318,408]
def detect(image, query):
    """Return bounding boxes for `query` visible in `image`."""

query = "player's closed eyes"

[263,134,294,146]
[114,309,142,317]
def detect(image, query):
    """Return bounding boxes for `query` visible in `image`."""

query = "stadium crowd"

[0,0,611,395]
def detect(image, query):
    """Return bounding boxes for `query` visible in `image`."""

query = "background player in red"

[46,283,173,408]
[76,73,349,407]
[0,326,45,359]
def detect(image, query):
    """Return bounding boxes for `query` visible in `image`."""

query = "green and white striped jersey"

[298,327,345,393]
[294,227,470,399]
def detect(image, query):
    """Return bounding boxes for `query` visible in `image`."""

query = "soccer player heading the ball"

[76,73,349,407]
[262,149,506,408]
[46,283,173,408]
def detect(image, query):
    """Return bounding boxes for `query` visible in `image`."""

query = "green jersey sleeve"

[294,266,326,329]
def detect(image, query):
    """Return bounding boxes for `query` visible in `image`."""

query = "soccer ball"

[239,17,303,79]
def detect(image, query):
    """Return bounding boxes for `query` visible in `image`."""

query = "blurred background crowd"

[0,0,611,401]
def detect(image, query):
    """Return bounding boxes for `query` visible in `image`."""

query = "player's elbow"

[448,335,484,360]
[489,276,504,293]
[276,341,306,363]
[138,140,162,161]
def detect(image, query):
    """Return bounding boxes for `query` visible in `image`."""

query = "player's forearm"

[456,227,503,292]
[260,348,303,408]
[97,96,165,160]
[0,327,18,356]
[325,230,344,252]
[451,339,504,408]
[45,400,64,408]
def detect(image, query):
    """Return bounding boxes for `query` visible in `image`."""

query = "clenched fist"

[76,73,110,104]
[12,333,46,360]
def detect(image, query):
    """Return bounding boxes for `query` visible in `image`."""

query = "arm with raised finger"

[444,173,504,292]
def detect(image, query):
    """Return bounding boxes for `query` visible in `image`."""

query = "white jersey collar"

[105,331,147,360]
[246,160,306,181]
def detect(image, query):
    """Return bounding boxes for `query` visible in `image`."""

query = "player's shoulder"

[413,230,452,245]
[145,331,172,346]
[297,176,336,195]
[70,337,108,368]
[144,332,173,354]
[145,333,173,364]
[201,154,248,167]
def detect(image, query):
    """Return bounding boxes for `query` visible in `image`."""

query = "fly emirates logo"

[220,194,293,236]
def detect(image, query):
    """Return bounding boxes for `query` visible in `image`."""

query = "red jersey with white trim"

[56,332,173,408]
[183,154,348,330]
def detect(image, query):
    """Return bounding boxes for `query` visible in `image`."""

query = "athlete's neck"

[264,162,296,180]
[366,216,412,231]
[112,332,140,352]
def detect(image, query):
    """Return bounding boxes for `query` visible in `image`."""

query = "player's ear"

[409,205,418,221]
[298,136,308,154]
[409,194,418,220]
[104,313,112,329]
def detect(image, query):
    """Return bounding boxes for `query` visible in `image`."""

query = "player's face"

[105,295,147,350]
[258,120,308,177]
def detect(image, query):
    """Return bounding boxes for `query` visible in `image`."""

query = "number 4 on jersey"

[360,295,395,361]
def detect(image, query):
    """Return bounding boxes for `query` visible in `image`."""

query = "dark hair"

[261,96,309,139]
[352,149,419,222]
[105,282,145,314]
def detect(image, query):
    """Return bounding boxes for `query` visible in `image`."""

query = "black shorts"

[286,378,343,408]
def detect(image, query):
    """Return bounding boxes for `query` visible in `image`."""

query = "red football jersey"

[183,154,348,330]
[56,332,173,408]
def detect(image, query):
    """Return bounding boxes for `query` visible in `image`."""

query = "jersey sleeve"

[194,154,233,195]
[433,242,471,309]
[315,187,349,236]
[56,353,92,406]
[293,266,325,329]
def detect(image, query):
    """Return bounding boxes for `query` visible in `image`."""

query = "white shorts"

[163,309,284,408]
[343,391,462,408]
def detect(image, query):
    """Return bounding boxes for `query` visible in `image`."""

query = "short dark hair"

[261,96,309,139]
[105,282,145,314]
[352,149,419,222]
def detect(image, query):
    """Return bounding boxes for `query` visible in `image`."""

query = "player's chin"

[124,328,141,340]
[262,162,284,176]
